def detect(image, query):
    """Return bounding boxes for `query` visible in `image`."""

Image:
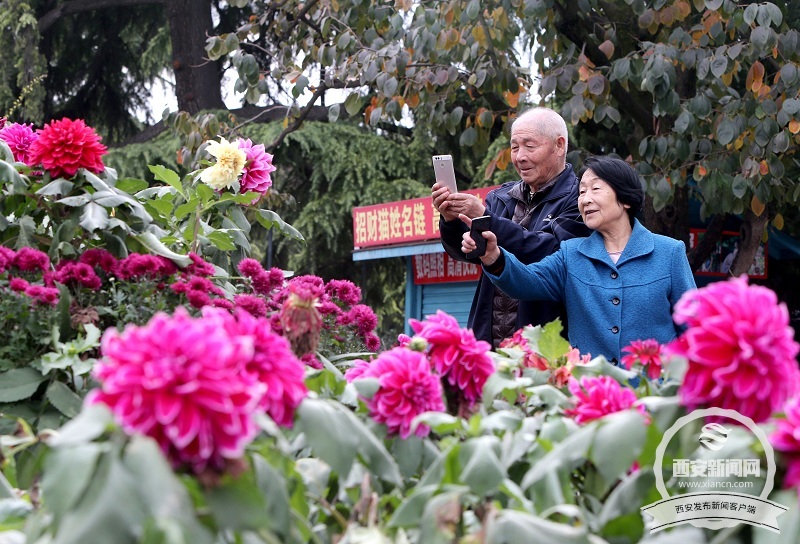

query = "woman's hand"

[459,214,501,266]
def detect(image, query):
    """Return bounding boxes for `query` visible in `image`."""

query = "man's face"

[510,117,565,190]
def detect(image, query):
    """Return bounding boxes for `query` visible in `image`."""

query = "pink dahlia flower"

[204,308,308,428]
[565,375,645,425]
[27,118,107,179]
[89,308,263,473]
[326,279,362,306]
[621,339,665,380]
[0,122,38,164]
[770,396,800,491]
[410,310,495,405]
[671,276,800,423]
[348,347,445,439]
[238,139,275,196]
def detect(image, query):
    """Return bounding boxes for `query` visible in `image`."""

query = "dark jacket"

[439,165,591,345]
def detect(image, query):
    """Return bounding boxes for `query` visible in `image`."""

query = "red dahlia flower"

[27,118,107,179]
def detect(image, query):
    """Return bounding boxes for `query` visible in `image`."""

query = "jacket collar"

[577,219,653,266]
[498,164,576,208]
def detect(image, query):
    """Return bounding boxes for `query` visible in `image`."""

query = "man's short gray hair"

[511,107,568,143]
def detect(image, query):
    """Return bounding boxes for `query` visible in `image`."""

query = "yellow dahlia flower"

[200,137,247,190]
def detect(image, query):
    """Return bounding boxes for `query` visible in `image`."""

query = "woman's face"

[578,170,630,232]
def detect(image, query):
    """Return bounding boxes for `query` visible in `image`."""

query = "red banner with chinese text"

[412,253,481,284]
[352,186,498,249]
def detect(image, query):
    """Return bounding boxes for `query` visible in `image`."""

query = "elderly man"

[433,107,591,348]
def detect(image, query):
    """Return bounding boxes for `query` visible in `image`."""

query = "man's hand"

[432,183,486,222]
[459,214,501,265]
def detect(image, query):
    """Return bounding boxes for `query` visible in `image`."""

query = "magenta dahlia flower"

[89,308,263,473]
[347,347,446,439]
[204,307,307,428]
[27,118,107,179]
[671,276,800,423]
[0,122,38,164]
[770,396,800,491]
[238,139,275,195]
[409,310,495,405]
[621,339,665,380]
[565,375,645,425]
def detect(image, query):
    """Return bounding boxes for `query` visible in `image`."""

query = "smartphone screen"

[432,155,457,193]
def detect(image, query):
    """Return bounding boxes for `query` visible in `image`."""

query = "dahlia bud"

[406,337,429,353]
[279,285,323,356]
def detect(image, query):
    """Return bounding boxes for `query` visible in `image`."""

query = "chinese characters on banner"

[352,187,496,249]
[412,253,482,284]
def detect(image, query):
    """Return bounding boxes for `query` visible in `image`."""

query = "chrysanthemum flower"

[770,396,800,491]
[24,284,60,305]
[409,310,494,405]
[0,246,16,274]
[621,339,664,380]
[79,248,119,275]
[0,122,38,164]
[11,247,50,273]
[671,276,800,423]
[184,252,216,277]
[204,307,307,428]
[565,375,645,425]
[27,118,106,178]
[89,308,263,473]
[9,277,30,292]
[238,139,275,195]
[326,279,362,307]
[234,294,267,317]
[347,347,446,439]
[54,261,102,290]
[200,137,246,191]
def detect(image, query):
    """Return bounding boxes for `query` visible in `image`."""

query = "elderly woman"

[461,156,696,365]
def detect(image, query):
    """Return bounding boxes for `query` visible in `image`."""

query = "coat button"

[611,271,618,279]
[612,297,620,305]
[611,326,619,334]
[611,357,618,364]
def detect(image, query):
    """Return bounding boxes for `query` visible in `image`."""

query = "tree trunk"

[729,208,770,277]
[165,0,224,114]
[687,213,727,272]
[641,185,691,246]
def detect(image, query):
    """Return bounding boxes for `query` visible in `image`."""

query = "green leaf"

[206,230,237,251]
[296,398,403,485]
[459,435,505,496]
[148,165,185,197]
[252,455,292,538]
[537,319,570,360]
[0,161,25,193]
[388,485,438,528]
[715,117,736,145]
[419,491,466,544]
[80,201,109,231]
[47,404,115,448]
[46,381,83,418]
[590,409,649,482]
[205,470,269,531]
[255,209,305,240]
[36,179,75,196]
[41,443,103,519]
[133,232,192,266]
[459,127,478,147]
[486,509,590,543]
[412,412,463,436]
[0,369,46,403]
[521,423,595,490]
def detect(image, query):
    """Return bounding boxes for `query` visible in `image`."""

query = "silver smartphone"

[432,154,457,193]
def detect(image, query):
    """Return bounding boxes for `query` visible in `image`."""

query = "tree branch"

[39,0,164,33]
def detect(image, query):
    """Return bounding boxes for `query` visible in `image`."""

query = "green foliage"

[0,0,46,123]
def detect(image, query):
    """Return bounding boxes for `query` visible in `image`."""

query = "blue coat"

[439,165,591,345]
[485,220,696,364]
